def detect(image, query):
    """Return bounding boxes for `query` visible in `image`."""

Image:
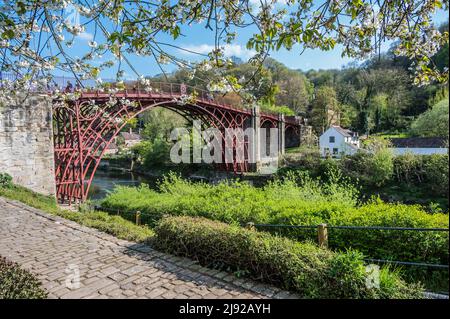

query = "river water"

[88,168,272,201]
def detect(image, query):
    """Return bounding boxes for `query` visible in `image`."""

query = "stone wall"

[0,94,56,196]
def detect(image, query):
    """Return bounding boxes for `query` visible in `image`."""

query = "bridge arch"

[53,85,302,204]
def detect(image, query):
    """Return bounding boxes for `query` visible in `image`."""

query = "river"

[88,169,161,200]
[88,167,272,201]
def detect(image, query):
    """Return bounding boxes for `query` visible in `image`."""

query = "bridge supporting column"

[251,105,261,172]
[278,114,285,155]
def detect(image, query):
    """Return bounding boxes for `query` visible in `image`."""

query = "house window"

[329,136,335,143]
[333,148,339,155]
[324,147,330,156]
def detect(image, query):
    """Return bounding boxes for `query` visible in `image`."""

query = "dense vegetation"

[140,20,448,139]
[281,149,449,209]
[120,29,449,169]
[409,99,449,138]
[0,177,427,299]
[155,216,423,299]
[101,173,449,265]
[1,170,447,294]
[0,256,47,299]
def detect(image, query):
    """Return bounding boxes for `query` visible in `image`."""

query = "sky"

[59,4,449,80]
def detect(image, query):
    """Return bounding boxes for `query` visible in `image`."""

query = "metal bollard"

[135,211,141,226]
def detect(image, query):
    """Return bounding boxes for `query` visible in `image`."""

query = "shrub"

[280,150,321,174]
[341,149,394,188]
[101,174,449,291]
[131,138,171,168]
[410,99,449,138]
[101,172,359,227]
[154,216,423,299]
[392,153,449,197]
[0,172,13,188]
[101,174,448,268]
[393,153,424,185]
[423,154,449,196]
[370,148,394,187]
[0,256,47,299]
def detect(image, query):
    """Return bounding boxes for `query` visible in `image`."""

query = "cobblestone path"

[0,197,297,299]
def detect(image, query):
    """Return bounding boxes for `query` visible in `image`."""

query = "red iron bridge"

[51,82,308,204]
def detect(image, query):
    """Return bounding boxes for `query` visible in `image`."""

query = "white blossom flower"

[0,40,10,48]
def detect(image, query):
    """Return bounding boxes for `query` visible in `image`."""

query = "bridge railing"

[0,72,294,121]
[127,81,249,113]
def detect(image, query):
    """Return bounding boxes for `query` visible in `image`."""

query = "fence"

[93,205,449,270]
[247,222,449,269]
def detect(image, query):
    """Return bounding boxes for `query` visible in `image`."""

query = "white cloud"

[249,0,286,3]
[249,0,289,7]
[180,44,256,60]
[77,32,94,41]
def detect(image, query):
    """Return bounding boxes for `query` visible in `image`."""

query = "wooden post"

[135,211,141,226]
[317,224,328,248]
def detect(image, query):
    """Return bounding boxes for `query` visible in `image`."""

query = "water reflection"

[88,168,271,201]
[88,169,160,200]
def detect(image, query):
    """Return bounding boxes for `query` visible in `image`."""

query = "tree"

[434,21,450,72]
[339,104,358,129]
[274,70,311,114]
[310,86,340,134]
[140,108,186,142]
[410,99,450,137]
[0,0,448,105]
[348,68,412,134]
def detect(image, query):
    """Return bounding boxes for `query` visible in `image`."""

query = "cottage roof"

[106,142,118,149]
[120,132,141,140]
[330,126,355,137]
[390,137,447,148]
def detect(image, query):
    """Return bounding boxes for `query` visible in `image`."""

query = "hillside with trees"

[140,20,448,139]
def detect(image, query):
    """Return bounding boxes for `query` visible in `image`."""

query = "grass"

[0,185,154,243]
[100,172,449,293]
[100,173,448,264]
[1,177,448,294]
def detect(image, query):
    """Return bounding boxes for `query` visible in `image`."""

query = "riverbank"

[89,159,274,200]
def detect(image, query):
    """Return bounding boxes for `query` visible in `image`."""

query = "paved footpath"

[0,197,297,299]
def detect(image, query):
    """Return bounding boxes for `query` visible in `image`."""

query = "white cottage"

[319,126,360,158]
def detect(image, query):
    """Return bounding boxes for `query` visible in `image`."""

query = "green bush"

[154,216,423,299]
[0,256,47,299]
[410,99,449,138]
[393,153,424,185]
[131,138,171,168]
[423,154,449,196]
[341,149,394,188]
[101,174,448,268]
[272,198,448,263]
[101,172,359,227]
[0,172,13,188]
[392,153,449,197]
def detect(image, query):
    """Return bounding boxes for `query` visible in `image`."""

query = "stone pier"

[0,94,56,196]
